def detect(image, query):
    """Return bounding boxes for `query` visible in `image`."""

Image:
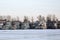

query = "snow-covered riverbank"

[0,30,60,40]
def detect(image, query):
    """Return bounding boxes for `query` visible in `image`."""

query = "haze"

[0,0,60,20]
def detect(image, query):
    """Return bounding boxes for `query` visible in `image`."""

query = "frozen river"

[0,29,60,40]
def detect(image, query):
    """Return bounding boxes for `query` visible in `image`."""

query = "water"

[0,29,60,40]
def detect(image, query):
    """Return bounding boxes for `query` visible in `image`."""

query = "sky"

[0,0,60,20]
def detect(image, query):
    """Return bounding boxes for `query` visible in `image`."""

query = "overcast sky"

[0,0,60,20]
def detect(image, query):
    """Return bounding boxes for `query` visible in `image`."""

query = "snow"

[0,29,60,40]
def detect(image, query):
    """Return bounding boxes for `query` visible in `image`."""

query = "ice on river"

[0,29,60,40]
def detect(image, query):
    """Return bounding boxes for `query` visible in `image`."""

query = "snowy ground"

[0,29,60,40]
